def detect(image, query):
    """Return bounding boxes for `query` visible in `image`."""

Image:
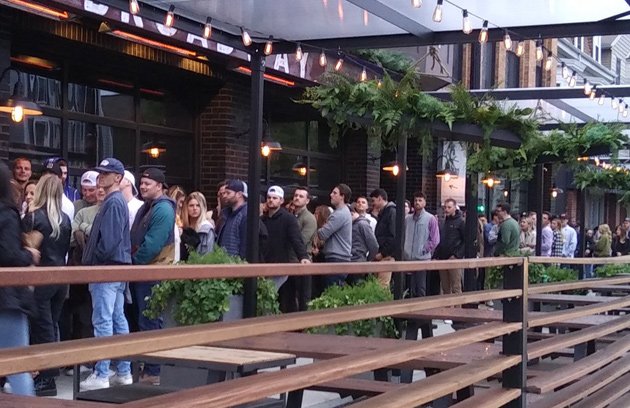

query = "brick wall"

[519,40,537,87]
[0,14,12,161]
[342,131,380,199]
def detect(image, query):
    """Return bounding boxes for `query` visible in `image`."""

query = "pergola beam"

[426,85,630,101]
[346,0,432,38]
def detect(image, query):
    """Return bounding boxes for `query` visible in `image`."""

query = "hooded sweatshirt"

[351,216,379,262]
[434,210,465,260]
[374,201,397,258]
[131,195,176,265]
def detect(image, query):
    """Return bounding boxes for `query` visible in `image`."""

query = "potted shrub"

[307,277,397,338]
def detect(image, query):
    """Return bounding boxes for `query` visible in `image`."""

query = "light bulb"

[589,86,597,100]
[319,50,327,67]
[619,99,625,113]
[412,0,422,8]
[377,79,382,88]
[241,28,252,46]
[612,98,619,110]
[568,72,576,88]
[479,20,488,44]
[598,94,605,105]
[11,105,23,123]
[363,10,368,26]
[264,36,273,56]
[462,10,472,34]
[261,145,270,157]
[392,165,400,176]
[561,63,569,79]
[129,0,140,15]
[203,17,212,39]
[536,40,543,62]
[503,190,509,197]
[582,80,591,95]
[360,67,367,82]
[444,173,451,182]
[334,57,343,71]
[149,147,160,159]
[516,41,524,57]
[487,178,495,188]
[295,44,303,61]
[624,106,629,118]
[503,31,512,50]
[298,167,307,177]
[432,0,443,22]
[165,5,175,27]
[544,52,553,71]
[552,190,558,198]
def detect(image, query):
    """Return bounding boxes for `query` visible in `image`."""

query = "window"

[66,121,136,170]
[68,83,134,121]
[592,36,602,62]
[573,37,585,52]
[616,57,622,85]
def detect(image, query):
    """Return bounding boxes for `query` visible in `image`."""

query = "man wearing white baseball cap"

[74,171,99,213]
[261,186,310,294]
[121,170,143,226]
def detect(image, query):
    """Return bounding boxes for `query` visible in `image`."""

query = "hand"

[312,246,319,256]
[300,258,311,264]
[374,253,383,261]
[26,247,41,265]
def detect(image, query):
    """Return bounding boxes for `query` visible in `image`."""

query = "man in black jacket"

[370,188,396,288]
[434,198,465,295]
[262,186,310,306]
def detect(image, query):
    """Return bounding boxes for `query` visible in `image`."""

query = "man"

[80,158,132,391]
[403,191,440,297]
[369,188,397,288]
[434,198,465,295]
[355,196,377,231]
[623,217,630,239]
[213,180,228,231]
[129,168,177,385]
[494,203,520,256]
[261,186,310,298]
[74,170,99,213]
[317,184,352,287]
[561,213,577,258]
[528,211,537,228]
[58,158,80,202]
[284,186,317,312]
[42,158,74,221]
[541,211,553,257]
[121,170,143,226]
[217,179,249,259]
[12,157,31,190]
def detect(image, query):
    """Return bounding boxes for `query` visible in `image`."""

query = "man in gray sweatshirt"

[403,191,440,297]
[317,183,352,287]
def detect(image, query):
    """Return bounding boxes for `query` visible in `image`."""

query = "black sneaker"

[34,376,57,397]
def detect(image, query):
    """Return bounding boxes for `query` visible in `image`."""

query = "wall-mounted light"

[142,141,166,159]
[260,125,282,157]
[482,173,501,188]
[502,188,509,198]
[551,184,563,198]
[203,17,212,39]
[382,161,408,176]
[164,5,175,27]
[436,168,458,182]
[292,158,316,177]
[0,68,43,123]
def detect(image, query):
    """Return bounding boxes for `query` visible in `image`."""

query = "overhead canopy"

[146,0,630,50]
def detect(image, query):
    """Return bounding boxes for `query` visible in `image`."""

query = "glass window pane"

[66,120,136,171]
[139,96,192,130]
[308,157,340,193]
[9,115,61,159]
[68,83,134,120]
[270,122,307,150]
[10,72,61,109]
[267,152,304,187]
[140,133,192,179]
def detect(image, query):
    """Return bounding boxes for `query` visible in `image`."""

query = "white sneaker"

[80,373,109,391]
[110,373,133,386]
[444,319,453,325]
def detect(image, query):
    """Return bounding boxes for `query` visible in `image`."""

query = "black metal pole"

[533,164,544,255]
[463,171,479,293]
[393,135,407,300]
[244,51,265,318]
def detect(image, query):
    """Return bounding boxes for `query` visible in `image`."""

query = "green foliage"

[352,49,414,73]
[307,277,398,338]
[485,263,578,289]
[144,248,279,325]
[594,264,630,278]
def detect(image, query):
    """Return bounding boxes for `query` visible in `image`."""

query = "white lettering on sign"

[186,33,209,49]
[217,43,234,55]
[155,23,177,37]
[274,54,289,73]
[84,0,108,15]
[121,11,144,28]
[299,53,309,78]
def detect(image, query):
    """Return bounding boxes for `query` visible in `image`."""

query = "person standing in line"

[403,191,440,297]
[74,171,99,213]
[41,158,74,221]
[369,188,397,288]
[550,216,565,258]
[217,180,249,258]
[494,203,520,256]
[121,171,143,227]
[181,191,215,255]
[57,158,80,202]
[541,211,553,257]
[350,203,379,265]
[0,162,40,396]
[560,214,578,259]
[316,184,353,287]
[12,157,32,191]
[355,196,377,231]
[80,158,132,391]
[433,198,465,295]
[518,216,536,255]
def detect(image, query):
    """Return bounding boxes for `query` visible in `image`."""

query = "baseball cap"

[124,170,139,196]
[267,185,284,199]
[225,179,248,198]
[42,157,62,177]
[94,158,125,175]
[560,213,568,220]
[140,167,167,188]
[80,170,98,187]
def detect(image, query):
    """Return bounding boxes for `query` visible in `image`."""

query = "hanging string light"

[544,51,553,71]
[561,62,569,80]
[334,53,344,71]
[618,99,625,114]
[363,10,368,26]
[589,85,597,100]
[164,5,175,27]
[478,20,489,44]
[264,36,274,55]
[598,93,605,105]
[503,30,512,50]
[568,72,577,87]
[319,50,327,67]
[360,67,368,82]
[129,0,140,15]
[583,80,592,96]
[624,105,629,118]
[462,10,472,34]
[612,98,619,110]
[241,28,252,46]
[432,0,443,22]
[203,17,212,39]
[535,39,544,62]
[412,0,422,8]
[515,41,524,57]
[295,44,303,61]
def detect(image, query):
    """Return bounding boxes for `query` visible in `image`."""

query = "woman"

[181,192,215,255]
[22,180,36,217]
[594,224,612,258]
[612,224,630,256]
[550,217,564,258]
[519,217,536,255]
[0,162,39,396]
[167,185,186,233]
[22,174,71,396]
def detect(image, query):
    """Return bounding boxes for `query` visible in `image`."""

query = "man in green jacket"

[494,203,520,256]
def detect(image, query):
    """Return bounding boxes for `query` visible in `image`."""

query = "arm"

[287,216,308,261]
[318,211,341,241]
[455,219,466,259]
[379,208,397,257]
[300,214,317,251]
[93,202,127,262]
[569,230,578,254]
[133,202,175,264]
[363,224,379,261]
[0,209,33,266]
[541,228,552,254]
[424,216,440,254]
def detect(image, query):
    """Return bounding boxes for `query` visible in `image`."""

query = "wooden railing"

[0,255,628,407]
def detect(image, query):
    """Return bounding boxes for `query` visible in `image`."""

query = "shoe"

[444,319,453,325]
[34,376,57,397]
[139,375,160,386]
[65,365,92,376]
[110,373,133,386]
[80,373,109,391]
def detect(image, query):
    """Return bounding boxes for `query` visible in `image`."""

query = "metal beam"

[546,99,594,123]
[426,85,630,100]
[345,0,432,37]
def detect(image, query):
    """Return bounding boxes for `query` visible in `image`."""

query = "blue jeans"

[130,282,163,376]
[0,310,34,395]
[89,282,131,378]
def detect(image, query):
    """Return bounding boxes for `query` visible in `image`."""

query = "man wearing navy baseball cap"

[80,158,133,391]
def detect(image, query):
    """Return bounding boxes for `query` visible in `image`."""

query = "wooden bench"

[310,377,404,397]
[528,294,617,307]
[0,394,108,407]
[571,373,630,408]
[450,387,521,408]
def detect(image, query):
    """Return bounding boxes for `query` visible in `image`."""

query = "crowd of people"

[1,155,629,398]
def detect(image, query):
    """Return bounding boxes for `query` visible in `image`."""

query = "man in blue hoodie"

[130,167,176,384]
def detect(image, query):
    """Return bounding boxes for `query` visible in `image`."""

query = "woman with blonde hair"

[181,191,214,255]
[519,216,536,255]
[167,185,186,232]
[22,174,71,396]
